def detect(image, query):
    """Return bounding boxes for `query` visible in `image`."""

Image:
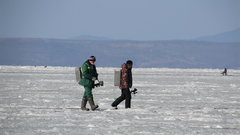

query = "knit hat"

[89,56,96,61]
[126,60,133,65]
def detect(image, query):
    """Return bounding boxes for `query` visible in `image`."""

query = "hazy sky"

[0,0,240,40]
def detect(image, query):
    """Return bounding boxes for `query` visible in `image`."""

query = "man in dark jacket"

[221,68,227,76]
[79,56,99,111]
[112,60,133,109]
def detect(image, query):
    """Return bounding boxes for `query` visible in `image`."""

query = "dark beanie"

[126,60,133,65]
[89,56,96,61]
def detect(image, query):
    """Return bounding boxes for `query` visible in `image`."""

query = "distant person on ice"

[112,60,133,109]
[79,56,99,111]
[221,68,227,76]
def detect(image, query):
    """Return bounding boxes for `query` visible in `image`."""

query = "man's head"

[126,60,133,69]
[89,56,96,64]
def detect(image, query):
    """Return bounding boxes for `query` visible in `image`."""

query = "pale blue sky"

[0,0,240,40]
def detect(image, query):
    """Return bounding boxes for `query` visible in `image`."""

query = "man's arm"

[81,63,92,79]
[120,64,128,88]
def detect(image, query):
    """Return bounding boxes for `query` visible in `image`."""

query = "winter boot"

[88,98,99,111]
[81,98,89,111]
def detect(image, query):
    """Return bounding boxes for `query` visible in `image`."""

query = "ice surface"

[0,66,240,135]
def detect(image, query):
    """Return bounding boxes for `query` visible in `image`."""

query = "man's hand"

[92,77,97,81]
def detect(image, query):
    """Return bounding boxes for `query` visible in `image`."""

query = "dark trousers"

[112,88,131,108]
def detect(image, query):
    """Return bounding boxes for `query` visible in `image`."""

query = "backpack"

[114,69,121,86]
[75,67,83,82]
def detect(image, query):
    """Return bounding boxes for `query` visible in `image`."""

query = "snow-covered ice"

[0,66,240,135]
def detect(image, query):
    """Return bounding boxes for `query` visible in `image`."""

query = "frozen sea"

[0,66,240,135]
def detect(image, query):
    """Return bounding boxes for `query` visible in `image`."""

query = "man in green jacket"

[79,56,99,111]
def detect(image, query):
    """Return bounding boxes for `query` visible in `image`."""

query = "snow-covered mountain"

[0,38,240,68]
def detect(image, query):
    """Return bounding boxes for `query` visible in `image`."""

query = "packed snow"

[0,66,240,135]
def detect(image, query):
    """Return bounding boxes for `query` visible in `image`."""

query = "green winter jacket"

[79,60,98,88]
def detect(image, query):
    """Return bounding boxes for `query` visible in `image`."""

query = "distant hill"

[195,28,240,43]
[73,35,114,41]
[0,38,240,68]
